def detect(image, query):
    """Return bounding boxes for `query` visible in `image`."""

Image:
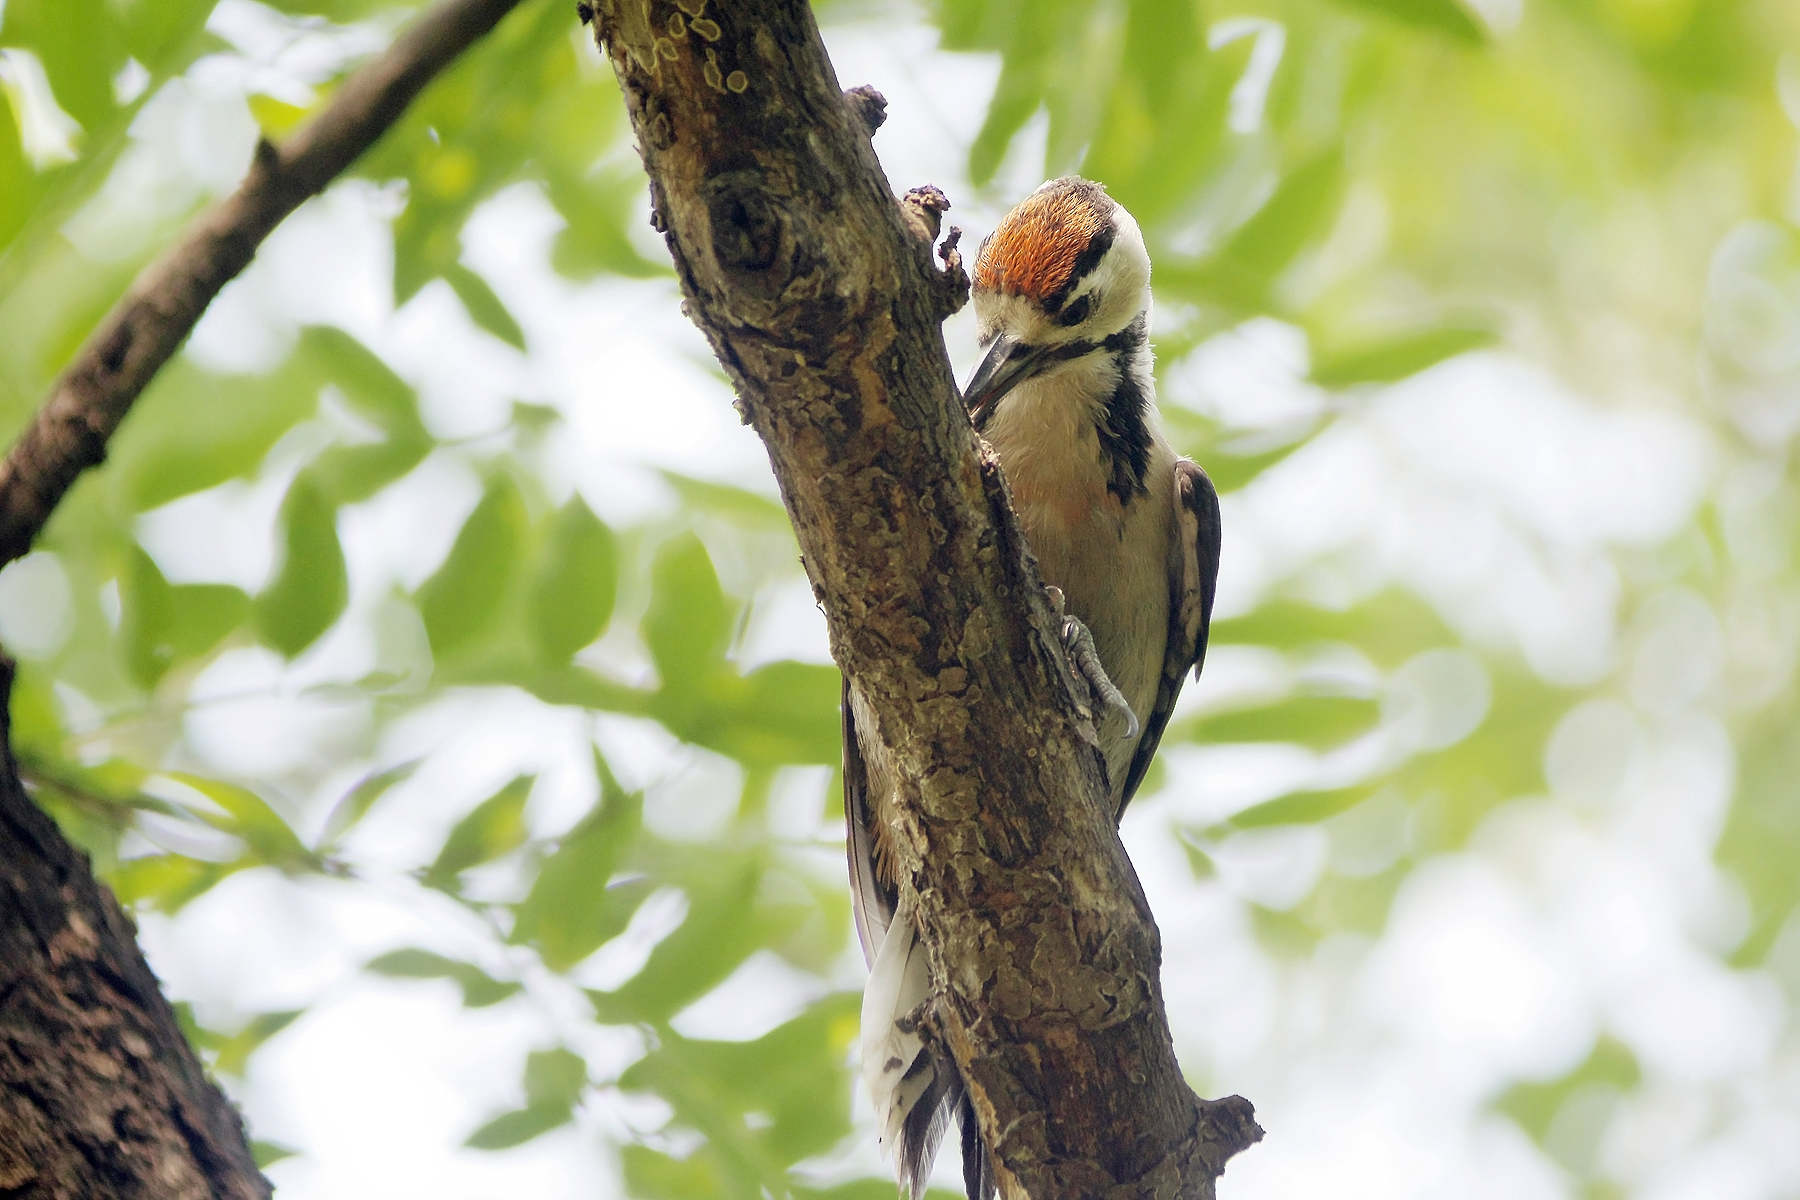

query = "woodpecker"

[842,177,1222,1200]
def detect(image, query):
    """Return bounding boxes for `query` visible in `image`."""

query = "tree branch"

[0,4,525,1197]
[0,0,528,569]
[586,2,1260,1196]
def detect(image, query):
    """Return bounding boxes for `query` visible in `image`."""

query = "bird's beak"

[962,333,1048,417]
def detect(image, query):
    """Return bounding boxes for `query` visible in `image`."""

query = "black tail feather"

[957,1088,996,1200]
[898,1053,956,1200]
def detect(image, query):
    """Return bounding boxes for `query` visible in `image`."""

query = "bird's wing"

[843,679,893,966]
[1117,458,1222,817]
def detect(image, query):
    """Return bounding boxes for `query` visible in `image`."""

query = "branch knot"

[843,84,888,136]
[901,186,969,318]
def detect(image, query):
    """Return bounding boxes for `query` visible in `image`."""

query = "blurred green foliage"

[2,0,1798,1195]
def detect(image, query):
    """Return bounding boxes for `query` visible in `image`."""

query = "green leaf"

[620,994,863,1181]
[110,357,319,512]
[1190,694,1380,749]
[588,862,767,1025]
[1208,590,1456,668]
[657,471,790,529]
[116,0,219,70]
[6,666,62,761]
[1390,667,1568,852]
[424,774,533,891]
[1225,784,1375,830]
[250,1141,300,1169]
[512,752,644,970]
[643,534,733,695]
[512,401,560,433]
[301,326,419,432]
[1192,437,1312,495]
[307,440,433,508]
[528,496,617,664]
[2,0,119,137]
[366,947,465,977]
[1087,23,1249,228]
[1326,0,1487,44]
[258,0,394,17]
[1219,150,1347,283]
[1717,693,1800,932]
[464,1105,573,1151]
[365,948,523,1008]
[317,761,421,848]
[300,326,433,503]
[464,1048,587,1151]
[107,854,237,913]
[443,262,527,349]
[1311,326,1497,387]
[355,2,616,300]
[214,1009,304,1077]
[450,975,523,1010]
[522,664,655,714]
[525,1047,587,1110]
[1250,902,1322,958]
[416,475,528,658]
[256,473,348,657]
[166,772,313,869]
[966,11,1058,187]
[791,1183,925,1200]
[659,660,841,768]
[1493,1038,1640,1142]
[621,1146,726,1200]
[118,547,249,686]
[116,551,172,687]
[545,162,670,281]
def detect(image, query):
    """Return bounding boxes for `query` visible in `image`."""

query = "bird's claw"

[1046,587,1139,740]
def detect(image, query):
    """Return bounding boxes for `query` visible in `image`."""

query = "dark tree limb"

[585,2,1260,1196]
[0,664,271,1200]
[0,3,526,1197]
[0,0,528,569]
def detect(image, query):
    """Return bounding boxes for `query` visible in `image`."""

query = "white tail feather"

[862,903,956,1199]
[862,911,929,1140]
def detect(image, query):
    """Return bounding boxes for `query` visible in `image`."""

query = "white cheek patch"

[973,290,1054,346]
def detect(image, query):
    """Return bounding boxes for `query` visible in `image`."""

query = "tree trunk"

[0,657,271,1200]
[584,2,1261,1196]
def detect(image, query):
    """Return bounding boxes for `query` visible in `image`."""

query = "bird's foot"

[1046,586,1139,740]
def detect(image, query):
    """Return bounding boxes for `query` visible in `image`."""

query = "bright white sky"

[11,2,1796,1198]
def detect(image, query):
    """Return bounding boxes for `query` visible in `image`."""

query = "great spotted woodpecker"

[844,176,1222,1200]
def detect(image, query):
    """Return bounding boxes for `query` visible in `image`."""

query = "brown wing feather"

[842,679,894,965]
[1117,458,1222,817]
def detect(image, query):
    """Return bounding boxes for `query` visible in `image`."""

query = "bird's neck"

[975,313,1156,506]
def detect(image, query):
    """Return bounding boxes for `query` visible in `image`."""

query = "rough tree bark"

[583,2,1260,1196]
[0,661,272,1200]
[0,2,523,1196]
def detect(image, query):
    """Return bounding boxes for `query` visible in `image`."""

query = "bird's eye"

[1058,294,1092,326]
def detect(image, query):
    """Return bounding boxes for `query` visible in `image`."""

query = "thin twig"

[0,0,527,567]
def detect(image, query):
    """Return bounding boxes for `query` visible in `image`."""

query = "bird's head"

[964,176,1151,418]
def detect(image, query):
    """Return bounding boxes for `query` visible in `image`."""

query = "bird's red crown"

[973,178,1111,303]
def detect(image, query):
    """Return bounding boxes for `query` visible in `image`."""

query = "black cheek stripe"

[1096,315,1153,503]
[1098,365,1153,504]
[1044,224,1117,313]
